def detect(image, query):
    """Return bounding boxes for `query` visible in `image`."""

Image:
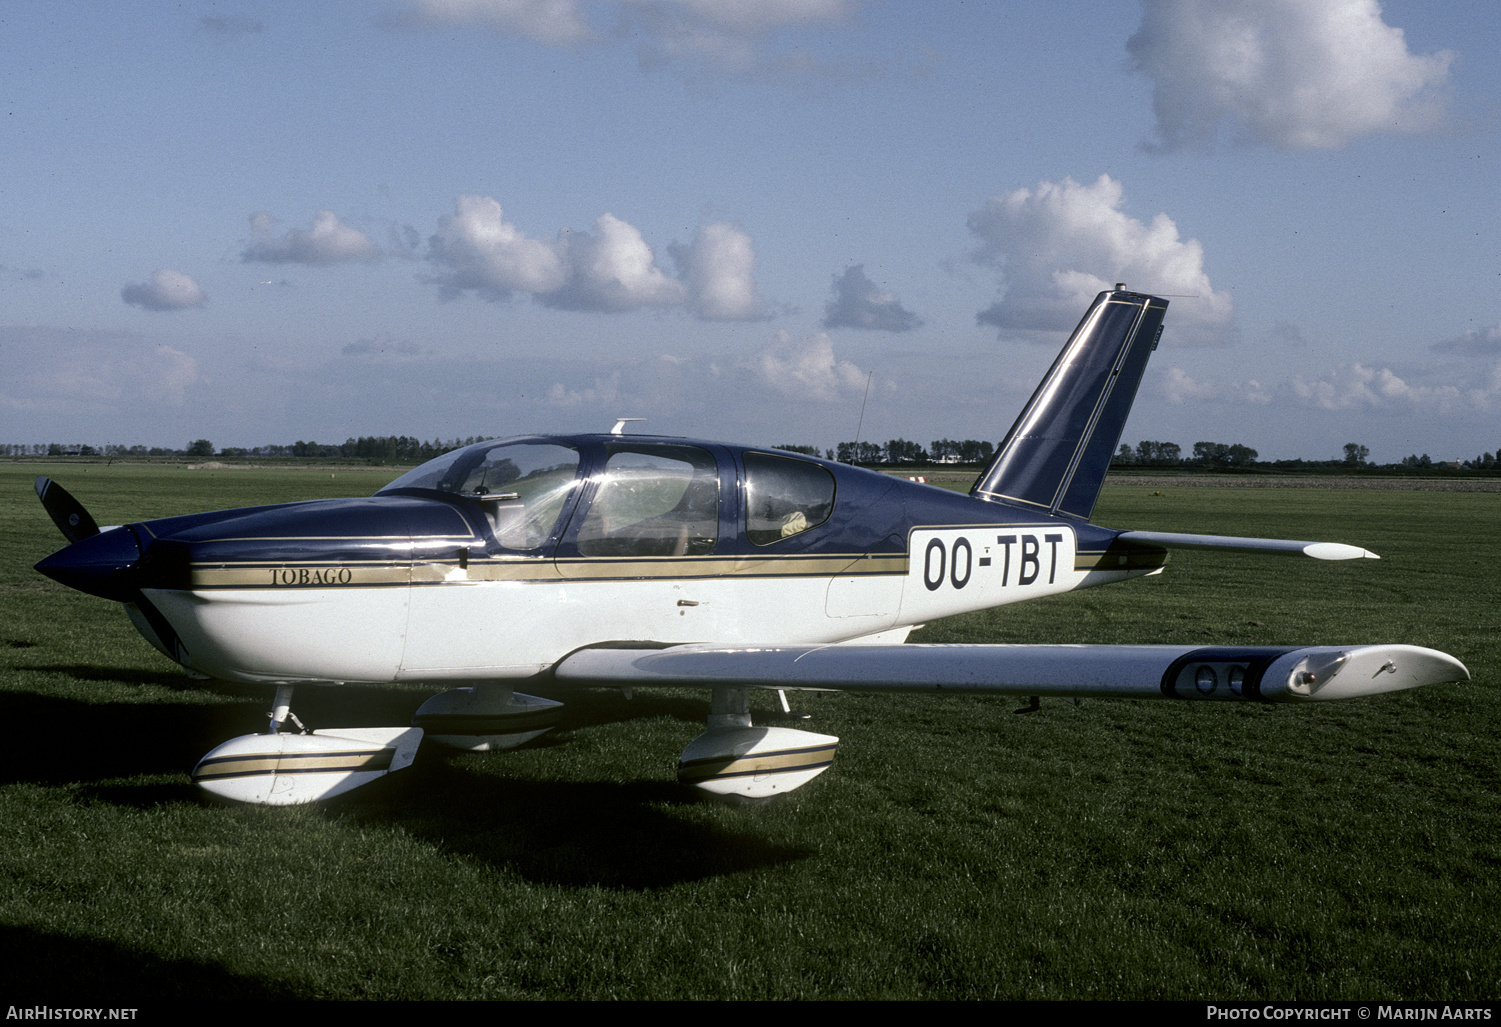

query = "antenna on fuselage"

[850,371,874,461]
[611,418,644,435]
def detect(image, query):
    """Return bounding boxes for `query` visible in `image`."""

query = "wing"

[554,642,1467,703]
[1117,530,1378,561]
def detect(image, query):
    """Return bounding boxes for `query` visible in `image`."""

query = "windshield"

[380,440,582,550]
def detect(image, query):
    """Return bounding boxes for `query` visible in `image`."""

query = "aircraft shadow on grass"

[0,682,720,785]
[0,924,301,1001]
[2,684,812,887]
[363,760,814,888]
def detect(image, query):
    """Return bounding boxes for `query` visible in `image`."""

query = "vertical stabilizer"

[971,289,1168,521]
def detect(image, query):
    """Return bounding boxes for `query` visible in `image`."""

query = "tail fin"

[971,288,1168,521]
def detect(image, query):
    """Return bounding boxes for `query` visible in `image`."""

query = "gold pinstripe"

[677,743,838,782]
[184,553,912,588]
[192,748,396,780]
[183,549,1164,586]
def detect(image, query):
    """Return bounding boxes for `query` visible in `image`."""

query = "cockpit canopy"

[380,437,837,556]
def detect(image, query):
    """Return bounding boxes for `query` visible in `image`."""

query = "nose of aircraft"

[35,526,143,602]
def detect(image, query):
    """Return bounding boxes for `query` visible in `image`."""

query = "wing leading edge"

[554,643,1467,703]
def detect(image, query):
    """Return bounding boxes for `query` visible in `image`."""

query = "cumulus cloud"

[822,264,921,332]
[428,195,568,298]
[243,211,381,265]
[407,0,594,45]
[671,222,767,321]
[403,0,855,69]
[1127,0,1454,151]
[1288,363,1490,416]
[545,214,687,312]
[749,330,866,401]
[1155,357,1498,419]
[1161,366,1221,404]
[967,175,1233,343]
[58,345,199,406]
[428,196,765,319]
[121,269,207,311]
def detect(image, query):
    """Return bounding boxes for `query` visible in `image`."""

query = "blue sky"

[2,1,1497,463]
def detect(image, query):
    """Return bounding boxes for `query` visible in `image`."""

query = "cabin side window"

[576,446,719,557]
[744,453,836,546]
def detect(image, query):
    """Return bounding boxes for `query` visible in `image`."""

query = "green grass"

[1,466,1496,999]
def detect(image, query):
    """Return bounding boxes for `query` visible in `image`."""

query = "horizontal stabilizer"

[1118,530,1379,561]
[555,643,1467,703]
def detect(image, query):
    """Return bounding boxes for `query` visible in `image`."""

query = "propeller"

[32,478,191,665]
[35,476,101,543]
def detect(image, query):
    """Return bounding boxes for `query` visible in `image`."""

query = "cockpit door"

[398,440,583,678]
[555,443,726,569]
[552,441,730,639]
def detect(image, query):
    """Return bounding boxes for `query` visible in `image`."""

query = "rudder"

[971,288,1168,521]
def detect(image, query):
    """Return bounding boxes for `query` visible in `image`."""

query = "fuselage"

[39,434,1167,686]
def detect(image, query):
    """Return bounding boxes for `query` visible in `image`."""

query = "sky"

[2,0,1497,464]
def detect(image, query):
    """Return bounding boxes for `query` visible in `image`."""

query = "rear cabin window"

[576,446,720,557]
[744,452,836,546]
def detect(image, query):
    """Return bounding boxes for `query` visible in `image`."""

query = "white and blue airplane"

[33,287,1469,805]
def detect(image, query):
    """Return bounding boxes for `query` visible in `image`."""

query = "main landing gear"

[676,687,838,802]
[189,683,836,805]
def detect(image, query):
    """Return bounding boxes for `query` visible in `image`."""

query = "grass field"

[1,464,1496,1000]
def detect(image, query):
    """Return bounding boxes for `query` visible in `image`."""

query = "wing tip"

[1302,542,1380,561]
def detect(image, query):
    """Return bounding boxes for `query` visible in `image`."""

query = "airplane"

[32,286,1469,805]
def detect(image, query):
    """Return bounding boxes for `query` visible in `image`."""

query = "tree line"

[1,436,500,462]
[8,435,1501,472]
[774,439,996,465]
[1,435,998,466]
[1113,440,1501,472]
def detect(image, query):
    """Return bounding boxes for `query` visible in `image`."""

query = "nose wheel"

[191,684,423,805]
